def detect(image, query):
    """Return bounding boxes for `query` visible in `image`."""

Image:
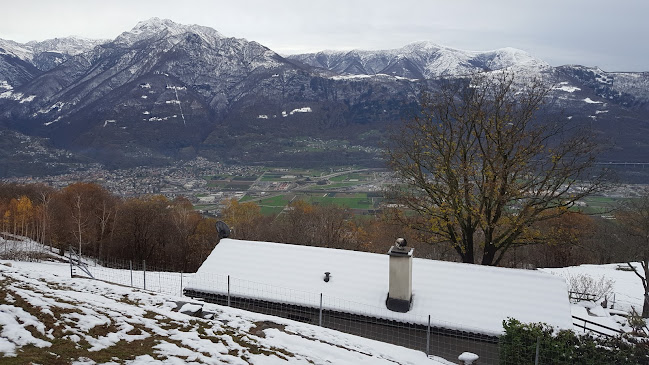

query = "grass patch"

[260,206,285,216]
[305,194,375,209]
[1,272,299,364]
[310,182,360,190]
[578,196,627,214]
[257,195,291,207]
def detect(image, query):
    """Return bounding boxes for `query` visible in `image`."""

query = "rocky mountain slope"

[0,18,648,176]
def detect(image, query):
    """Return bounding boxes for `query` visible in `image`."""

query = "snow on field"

[541,263,647,335]
[541,263,644,313]
[0,260,440,364]
[583,97,603,104]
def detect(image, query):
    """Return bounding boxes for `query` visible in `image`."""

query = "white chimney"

[386,238,413,312]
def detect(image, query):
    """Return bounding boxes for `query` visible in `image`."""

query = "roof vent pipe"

[386,237,413,312]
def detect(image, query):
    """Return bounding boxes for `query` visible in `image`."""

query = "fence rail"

[572,315,624,337]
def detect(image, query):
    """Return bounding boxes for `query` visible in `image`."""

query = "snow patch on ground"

[554,83,581,93]
[0,260,440,364]
[0,304,52,356]
[583,97,603,104]
[19,94,35,103]
[35,101,66,116]
[289,107,312,115]
[44,116,62,126]
[0,80,13,91]
[0,90,34,103]
[279,107,313,117]
[542,263,645,313]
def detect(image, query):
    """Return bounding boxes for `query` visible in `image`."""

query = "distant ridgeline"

[0,18,648,179]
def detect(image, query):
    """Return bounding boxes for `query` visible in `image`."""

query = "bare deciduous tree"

[617,194,649,318]
[387,72,606,265]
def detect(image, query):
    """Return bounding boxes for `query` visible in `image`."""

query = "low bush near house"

[500,318,649,365]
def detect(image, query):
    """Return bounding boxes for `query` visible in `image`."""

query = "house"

[184,238,573,363]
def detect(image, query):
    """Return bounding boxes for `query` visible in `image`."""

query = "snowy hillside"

[0,36,104,66]
[0,260,441,364]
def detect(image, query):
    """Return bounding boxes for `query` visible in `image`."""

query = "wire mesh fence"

[71,253,187,297]
[0,234,55,261]
[70,255,646,365]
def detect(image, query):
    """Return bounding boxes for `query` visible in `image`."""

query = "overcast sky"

[1,0,647,71]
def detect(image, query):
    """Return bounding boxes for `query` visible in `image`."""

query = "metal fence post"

[69,247,73,278]
[426,315,431,356]
[227,275,231,306]
[319,293,323,327]
[129,260,133,287]
[180,271,183,296]
[535,335,541,365]
[143,260,146,291]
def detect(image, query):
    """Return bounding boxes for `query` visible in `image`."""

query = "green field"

[304,193,376,210]
[260,206,285,216]
[239,194,254,202]
[239,192,382,217]
[578,196,627,214]
[257,194,293,206]
[232,175,259,181]
[329,173,369,182]
[252,194,292,217]
[310,182,360,190]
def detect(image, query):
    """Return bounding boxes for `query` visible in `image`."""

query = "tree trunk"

[643,292,649,318]
[482,244,497,266]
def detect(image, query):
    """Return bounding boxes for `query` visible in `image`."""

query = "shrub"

[500,318,649,365]
[563,272,614,302]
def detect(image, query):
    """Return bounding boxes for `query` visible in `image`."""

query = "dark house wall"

[184,289,501,364]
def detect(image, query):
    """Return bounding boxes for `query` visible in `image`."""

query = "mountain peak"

[115,18,223,47]
[132,17,182,33]
[401,41,443,52]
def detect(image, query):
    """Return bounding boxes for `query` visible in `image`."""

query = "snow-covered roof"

[186,239,573,336]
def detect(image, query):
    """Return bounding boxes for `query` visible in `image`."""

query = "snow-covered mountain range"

[0,18,648,176]
[289,41,550,78]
